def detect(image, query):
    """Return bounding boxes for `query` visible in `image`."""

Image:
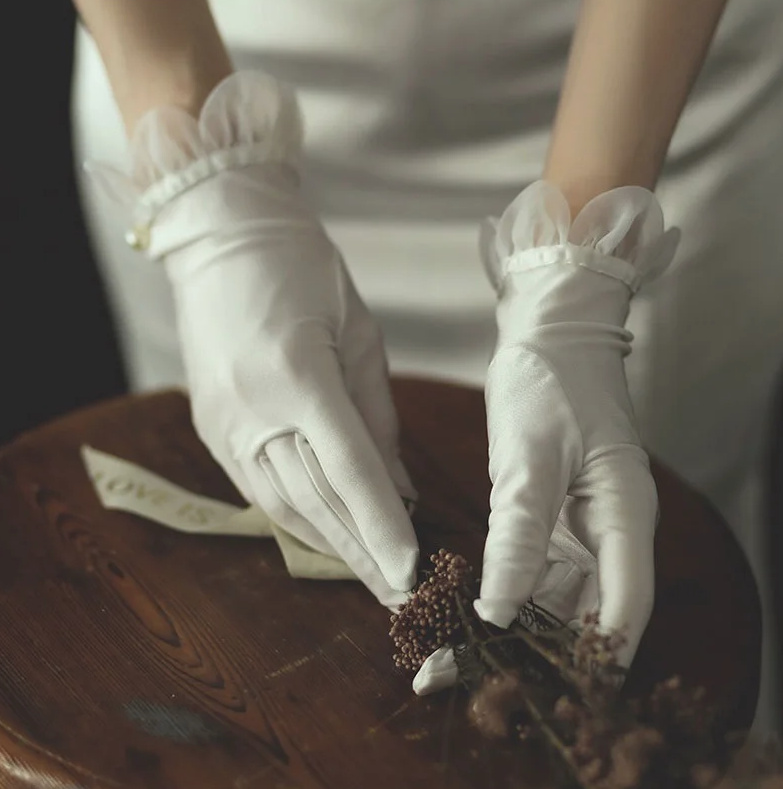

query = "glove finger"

[307,396,420,593]
[239,440,338,558]
[339,279,419,509]
[263,432,410,609]
[475,351,581,628]
[412,646,458,696]
[573,447,658,667]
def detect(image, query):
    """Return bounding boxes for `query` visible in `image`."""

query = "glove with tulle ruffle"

[413,180,680,695]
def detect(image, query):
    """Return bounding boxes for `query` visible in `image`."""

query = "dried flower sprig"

[390,549,780,789]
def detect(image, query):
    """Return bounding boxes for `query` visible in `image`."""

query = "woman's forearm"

[73,0,232,134]
[544,0,729,215]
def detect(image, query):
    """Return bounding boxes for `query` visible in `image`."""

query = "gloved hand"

[477,180,680,663]
[413,180,679,695]
[413,518,600,695]
[88,72,419,608]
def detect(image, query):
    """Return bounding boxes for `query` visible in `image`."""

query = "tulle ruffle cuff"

[481,181,681,294]
[84,71,303,249]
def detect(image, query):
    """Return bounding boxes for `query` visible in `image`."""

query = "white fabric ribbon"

[82,445,355,580]
[81,444,597,601]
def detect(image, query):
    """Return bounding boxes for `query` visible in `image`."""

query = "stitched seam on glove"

[294,436,371,551]
[292,429,383,562]
[503,245,640,292]
[139,151,298,217]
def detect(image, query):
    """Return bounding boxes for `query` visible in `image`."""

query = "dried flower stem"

[455,594,584,784]
[503,626,582,688]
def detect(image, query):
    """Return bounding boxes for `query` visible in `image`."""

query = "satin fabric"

[71,0,783,729]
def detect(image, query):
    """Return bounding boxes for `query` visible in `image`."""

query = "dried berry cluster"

[389,549,471,670]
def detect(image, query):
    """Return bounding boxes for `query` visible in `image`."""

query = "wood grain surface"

[0,378,761,789]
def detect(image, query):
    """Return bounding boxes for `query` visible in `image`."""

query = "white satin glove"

[413,181,680,695]
[88,72,419,608]
[476,181,681,662]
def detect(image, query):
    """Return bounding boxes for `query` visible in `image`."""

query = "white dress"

[71,0,783,729]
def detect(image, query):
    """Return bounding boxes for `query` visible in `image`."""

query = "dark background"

[2,3,127,446]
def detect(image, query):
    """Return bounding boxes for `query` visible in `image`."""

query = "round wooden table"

[0,378,761,789]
